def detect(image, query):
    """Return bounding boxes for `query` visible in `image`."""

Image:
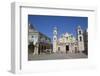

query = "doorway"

[66,45,69,53]
[58,47,60,51]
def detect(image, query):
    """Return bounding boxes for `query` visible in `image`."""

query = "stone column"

[33,43,39,55]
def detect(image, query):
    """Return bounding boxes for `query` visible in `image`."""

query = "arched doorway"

[66,45,69,53]
[58,47,60,51]
[28,42,34,54]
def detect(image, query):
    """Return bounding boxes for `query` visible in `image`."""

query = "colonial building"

[28,23,52,55]
[53,25,85,53]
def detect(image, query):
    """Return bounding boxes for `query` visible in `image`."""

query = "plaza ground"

[28,51,88,61]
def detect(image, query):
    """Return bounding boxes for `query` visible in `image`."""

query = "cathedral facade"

[53,26,85,53]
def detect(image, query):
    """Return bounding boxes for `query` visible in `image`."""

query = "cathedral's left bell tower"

[53,27,58,52]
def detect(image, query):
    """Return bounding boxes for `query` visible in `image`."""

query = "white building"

[28,23,52,55]
[53,25,85,53]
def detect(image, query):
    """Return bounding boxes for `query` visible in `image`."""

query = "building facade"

[53,26,85,53]
[28,23,52,55]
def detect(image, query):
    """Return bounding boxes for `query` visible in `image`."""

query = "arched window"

[53,37,56,40]
[80,36,82,41]
[79,30,81,34]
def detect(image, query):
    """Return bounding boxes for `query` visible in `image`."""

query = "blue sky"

[28,15,88,41]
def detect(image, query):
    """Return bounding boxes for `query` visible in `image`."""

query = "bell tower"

[53,27,58,52]
[77,26,84,52]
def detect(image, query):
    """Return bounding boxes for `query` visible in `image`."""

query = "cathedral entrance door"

[58,47,60,51]
[66,45,69,53]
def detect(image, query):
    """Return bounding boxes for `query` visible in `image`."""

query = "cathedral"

[53,26,85,53]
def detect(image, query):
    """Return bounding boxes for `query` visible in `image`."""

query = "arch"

[79,30,81,34]
[80,36,82,41]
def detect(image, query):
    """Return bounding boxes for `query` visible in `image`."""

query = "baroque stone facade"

[53,26,85,53]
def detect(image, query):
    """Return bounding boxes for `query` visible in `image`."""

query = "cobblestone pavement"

[28,51,88,61]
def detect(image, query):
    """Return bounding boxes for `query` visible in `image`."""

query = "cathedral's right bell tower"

[77,26,84,52]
